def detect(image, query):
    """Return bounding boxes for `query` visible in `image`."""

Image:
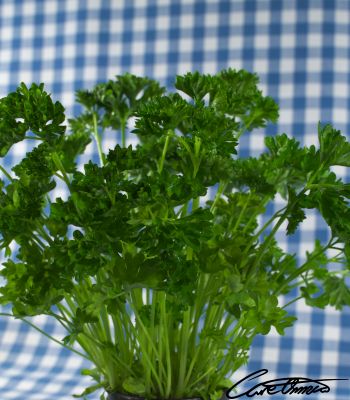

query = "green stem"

[189,273,208,342]
[148,290,157,395]
[231,191,252,231]
[274,237,334,295]
[246,211,287,279]
[57,302,74,319]
[186,366,216,392]
[0,312,89,359]
[192,196,200,211]
[179,201,189,217]
[308,183,341,189]
[176,308,191,397]
[52,153,71,189]
[245,187,308,279]
[305,161,327,190]
[54,172,66,182]
[36,225,54,245]
[251,207,286,241]
[100,304,112,343]
[160,292,172,398]
[96,273,112,343]
[47,311,71,331]
[31,234,46,250]
[282,295,304,309]
[130,291,166,392]
[220,324,251,377]
[192,136,202,178]
[92,112,106,166]
[236,117,255,139]
[243,162,327,278]
[121,119,127,148]
[111,313,125,347]
[0,164,14,182]
[75,334,107,376]
[183,346,201,390]
[330,246,344,252]
[240,207,286,272]
[178,135,201,178]
[210,181,226,213]
[328,269,350,276]
[242,194,272,234]
[183,274,214,388]
[24,135,44,140]
[158,132,171,174]
[184,195,200,260]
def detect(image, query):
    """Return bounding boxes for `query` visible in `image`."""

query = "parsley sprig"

[0,70,350,400]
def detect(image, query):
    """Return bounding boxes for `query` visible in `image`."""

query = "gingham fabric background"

[0,0,350,399]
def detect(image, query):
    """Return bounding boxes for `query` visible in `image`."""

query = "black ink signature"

[226,369,348,398]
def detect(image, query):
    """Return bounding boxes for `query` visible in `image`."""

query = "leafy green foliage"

[0,83,65,156]
[318,122,350,167]
[0,69,349,400]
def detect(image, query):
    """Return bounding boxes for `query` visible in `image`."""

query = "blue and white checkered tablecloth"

[1,1,350,399]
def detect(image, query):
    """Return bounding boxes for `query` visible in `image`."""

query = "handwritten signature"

[226,369,348,398]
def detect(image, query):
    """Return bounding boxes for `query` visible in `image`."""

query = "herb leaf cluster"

[0,70,349,400]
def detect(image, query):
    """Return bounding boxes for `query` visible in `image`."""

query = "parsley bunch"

[1,70,350,400]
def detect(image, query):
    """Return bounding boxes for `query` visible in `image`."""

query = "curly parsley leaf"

[0,82,65,156]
